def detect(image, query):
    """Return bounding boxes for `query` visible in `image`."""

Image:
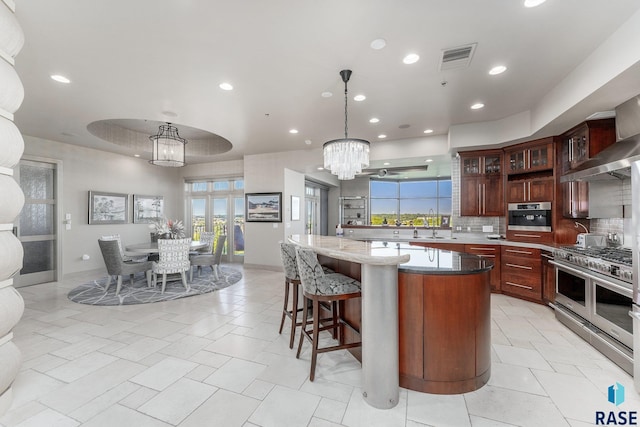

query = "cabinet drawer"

[465,244,498,255]
[501,257,541,277]
[501,274,542,300]
[501,246,540,259]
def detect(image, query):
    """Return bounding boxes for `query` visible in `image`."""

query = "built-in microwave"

[507,202,552,232]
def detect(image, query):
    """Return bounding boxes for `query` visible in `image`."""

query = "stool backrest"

[279,243,300,280]
[294,247,328,295]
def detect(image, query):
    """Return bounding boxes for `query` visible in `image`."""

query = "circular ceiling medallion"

[87,119,233,161]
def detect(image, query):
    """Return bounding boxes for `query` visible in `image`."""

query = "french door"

[188,194,244,263]
[14,159,61,287]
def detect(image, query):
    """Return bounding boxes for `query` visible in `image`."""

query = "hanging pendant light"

[323,70,370,180]
[149,123,187,167]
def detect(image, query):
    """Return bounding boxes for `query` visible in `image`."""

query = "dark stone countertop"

[368,241,494,275]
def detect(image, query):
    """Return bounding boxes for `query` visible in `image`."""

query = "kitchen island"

[287,235,493,406]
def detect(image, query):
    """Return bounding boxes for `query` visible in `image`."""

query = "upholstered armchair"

[190,235,226,281]
[98,239,152,295]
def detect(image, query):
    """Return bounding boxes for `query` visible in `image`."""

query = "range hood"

[561,95,640,182]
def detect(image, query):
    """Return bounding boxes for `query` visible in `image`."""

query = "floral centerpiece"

[150,218,186,239]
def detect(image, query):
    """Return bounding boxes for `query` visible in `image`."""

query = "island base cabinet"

[399,271,491,394]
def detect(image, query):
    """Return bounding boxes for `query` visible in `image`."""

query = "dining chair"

[190,235,226,281]
[294,246,362,381]
[98,239,152,295]
[193,231,215,255]
[152,238,192,293]
[100,234,148,262]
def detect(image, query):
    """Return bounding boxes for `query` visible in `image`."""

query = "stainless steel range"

[551,245,634,374]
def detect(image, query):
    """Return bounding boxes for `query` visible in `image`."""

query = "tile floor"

[2,265,639,427]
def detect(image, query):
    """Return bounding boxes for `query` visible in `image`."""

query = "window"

[370,179,452,226]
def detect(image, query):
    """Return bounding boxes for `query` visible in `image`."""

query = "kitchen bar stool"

[278,243,304,348]
[294,246,362,381]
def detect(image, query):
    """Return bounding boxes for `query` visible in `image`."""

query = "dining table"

[125,240,207,254]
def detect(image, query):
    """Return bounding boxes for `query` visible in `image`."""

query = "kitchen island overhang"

[287,235,493,407]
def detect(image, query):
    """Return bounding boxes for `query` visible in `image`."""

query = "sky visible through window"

[370,179,452,226]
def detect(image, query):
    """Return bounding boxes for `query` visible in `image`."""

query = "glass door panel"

[212,197,228,258]
[191,198,206,239]
[233,197,245,258]
[15,160,58,287]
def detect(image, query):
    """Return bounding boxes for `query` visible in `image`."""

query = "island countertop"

[287,235,493,275]
[287,234,410,266]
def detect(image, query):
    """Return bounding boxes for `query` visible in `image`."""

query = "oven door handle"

[549,260,589,278]
[594,277,633,297]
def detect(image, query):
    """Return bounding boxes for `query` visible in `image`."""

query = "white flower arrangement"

[150,218,186,239]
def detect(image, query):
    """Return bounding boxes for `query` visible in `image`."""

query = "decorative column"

[0,0,26,416]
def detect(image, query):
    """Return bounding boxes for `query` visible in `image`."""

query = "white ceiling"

[12,0,640,174]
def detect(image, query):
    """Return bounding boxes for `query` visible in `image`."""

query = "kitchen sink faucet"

[428,209,437,238]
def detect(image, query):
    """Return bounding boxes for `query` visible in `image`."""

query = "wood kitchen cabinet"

[501,246,542,303]
[562,118,616,172]
[459,150,503,216]
[560,119,616,218]
[465,244,501,292]
[505,139,554,175]
[562,181,589,219]
[506,176,554,203]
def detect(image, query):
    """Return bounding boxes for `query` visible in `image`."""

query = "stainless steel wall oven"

[507,202,552,232]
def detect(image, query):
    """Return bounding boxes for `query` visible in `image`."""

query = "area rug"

[68,266,242,306]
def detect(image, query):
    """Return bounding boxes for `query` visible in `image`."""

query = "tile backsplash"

[589,177,631,247]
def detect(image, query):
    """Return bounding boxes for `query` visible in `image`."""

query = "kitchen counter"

[342,231,562,251]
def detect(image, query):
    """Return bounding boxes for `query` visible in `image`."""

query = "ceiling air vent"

[439,43,477,71]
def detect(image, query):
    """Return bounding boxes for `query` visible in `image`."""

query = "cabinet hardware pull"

[513,234,541,239]
[505,281,533,290]
[505,248,533,254]
[468,247,495,251]
[506,263,532,270]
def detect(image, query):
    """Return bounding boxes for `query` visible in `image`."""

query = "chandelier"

[323,70,370,180]
[149,123,187,167]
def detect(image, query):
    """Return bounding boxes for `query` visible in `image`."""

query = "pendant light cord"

[344,80,349,139]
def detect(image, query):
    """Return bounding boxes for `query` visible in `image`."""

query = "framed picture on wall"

[291,195,300,221]
[88,191,129,224]
[133,195,164,223]
[245,192,282,222]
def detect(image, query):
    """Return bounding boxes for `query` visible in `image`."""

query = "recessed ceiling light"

[134,154,141,158]
[317,167,324,170]
[321,91,333,98]
[489,65,507,75]
[50,74,70,84]
[403,53,420,65]
[378,134,387,139]
[219,82,233,91]
[423,129,434,134]
[383,162,391,166]
[370,38,387,50]
[425,159,433,163]
[471,103,485,110]
[289,129,298,134]
[354,94,366,102]
[524,0,546,7]
[304,139,312,145]
[369,118,380,123]
[161,110,178,117]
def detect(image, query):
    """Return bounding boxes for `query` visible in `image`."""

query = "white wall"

[243,149,338,268]
[23,135,183,275]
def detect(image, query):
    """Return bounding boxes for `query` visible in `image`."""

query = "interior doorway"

[14,158,61,287]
